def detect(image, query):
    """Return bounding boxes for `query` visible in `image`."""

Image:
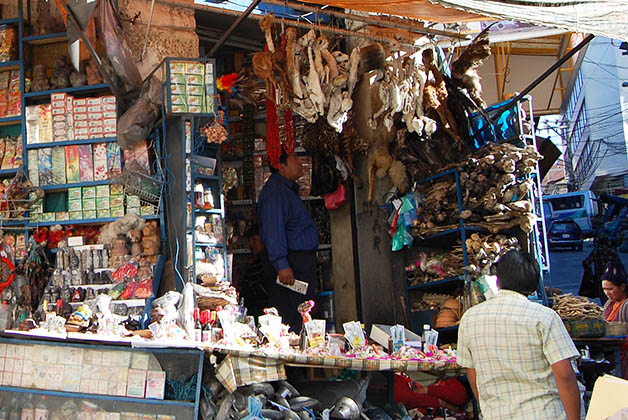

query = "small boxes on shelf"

[165,59,216,115]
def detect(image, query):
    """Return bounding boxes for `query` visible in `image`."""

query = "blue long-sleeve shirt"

[258,173,319,272]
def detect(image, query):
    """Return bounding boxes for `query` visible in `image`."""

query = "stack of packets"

[30,184,146,222]
[0,70,20,117]
[0,343,166,400]
[25,93,117,144]
[0,135,22,169]
[0,231,26,259]
[0,25,17,62]
[26,142,122,187]
[167,60,215,114]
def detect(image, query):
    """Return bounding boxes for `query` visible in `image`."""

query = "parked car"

[548,220,584,251]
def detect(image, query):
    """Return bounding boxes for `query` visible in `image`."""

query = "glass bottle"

[201,310,211,343]
[34,396,48,420]
[194,183,205,208]
[193,308,202,342]
[203,187,214,210]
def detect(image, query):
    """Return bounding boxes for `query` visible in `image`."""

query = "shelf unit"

[405,95,551,344]
[0,335,204,418]
[161,57,228,287]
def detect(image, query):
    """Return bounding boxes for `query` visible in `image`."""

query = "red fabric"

[393,374,468,409]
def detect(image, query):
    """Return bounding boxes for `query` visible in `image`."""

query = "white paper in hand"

[276,277,309,295]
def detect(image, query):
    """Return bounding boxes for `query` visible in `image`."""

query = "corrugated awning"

[298,0,628,41]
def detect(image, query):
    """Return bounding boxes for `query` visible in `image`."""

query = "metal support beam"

[207,0,263,57]
[493,33,594,117]
[56,0,120,99]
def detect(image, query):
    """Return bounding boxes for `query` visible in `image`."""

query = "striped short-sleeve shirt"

[458,290,579,420]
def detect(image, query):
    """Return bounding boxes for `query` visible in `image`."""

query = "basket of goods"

[606,321,628,337]
[192,282,238,311]
[553,294,605,338]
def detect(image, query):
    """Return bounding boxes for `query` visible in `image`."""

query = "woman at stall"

[601,261,628,379]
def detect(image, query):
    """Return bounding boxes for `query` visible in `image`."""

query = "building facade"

[561,37,628,194]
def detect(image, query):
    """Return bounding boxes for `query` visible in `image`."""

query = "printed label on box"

[88,105,102,113]
[102,95,116,104]
[78,144,94,182]
[74,106,87,113]
[65,145,80,183]
[126,369,147,398]
[87,98,102,105]
[145,371,166,399]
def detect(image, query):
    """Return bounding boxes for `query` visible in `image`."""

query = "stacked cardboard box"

[168,61,215,114]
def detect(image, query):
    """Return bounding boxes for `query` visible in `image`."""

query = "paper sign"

[276,277,309,295]
[390,324,405,352]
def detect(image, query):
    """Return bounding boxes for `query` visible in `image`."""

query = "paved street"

[547,242,628,299]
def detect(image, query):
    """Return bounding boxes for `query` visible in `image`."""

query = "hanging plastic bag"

[324,181,347,210]
[117,76,163,150]
[93,0,142,90]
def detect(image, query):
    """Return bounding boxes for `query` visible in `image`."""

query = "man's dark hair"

[269,146,290,174]
[245,225,260,239]
[496,250,540,295]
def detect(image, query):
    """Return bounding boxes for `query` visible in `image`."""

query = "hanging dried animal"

[252,15,360,133]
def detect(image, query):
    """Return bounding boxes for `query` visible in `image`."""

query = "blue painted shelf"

[0,115,21,126]
[194,208,222,215]
[0,168,18,176]
[26,137,117,149]
[194,174,220,181]
[23,32,67,45]
[195,242,224,247]
[0,60,20,71]
[39,180,111,190]
[28,214,159,227]
[0,385,195,407]
[25,83,110,99]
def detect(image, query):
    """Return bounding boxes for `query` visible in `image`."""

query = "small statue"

[86,59,103,85]
[50,56,71,89]
[31,64,50,92]
[69,61,87,87]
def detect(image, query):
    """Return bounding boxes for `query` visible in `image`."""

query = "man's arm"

[551,359,580,420]
[466,368,479,401]
[258,193,291,278]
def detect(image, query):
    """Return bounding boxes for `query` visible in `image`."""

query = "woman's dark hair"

[496,250,540,295]
[601,261,628,288]
[269,147,290,174]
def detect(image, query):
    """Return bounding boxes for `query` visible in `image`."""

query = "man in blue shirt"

[258,148,319,330]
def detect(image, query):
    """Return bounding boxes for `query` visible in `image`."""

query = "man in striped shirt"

[457,250,580,419]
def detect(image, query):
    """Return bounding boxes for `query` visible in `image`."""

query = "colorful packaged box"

[103,126,117,138]
[126,195,142,208]
[41,213,55,222]
[82,186,96,199]
[55,212,69,221]
[170,72,186,85]
[87,105,102,113]
[51,147,66,185]
[145,371,166,400]
[50,92,66,102]
[107,143,122,176]
[37,148,53,185]
[186,74,203,85]
[0,72,9,117]
[93,143,108,181]
[68,199,82,212]
[77,144,94,182]
[186,85,202,96]
[102,95,116,105]
[185,62,204,75]
[110,207,124,218]
[73,98,86,106]
[69,211,83,220]
[68,187,81,201]
[97,209,111,219]
[109,184,124,196]
[83,210,96,219]
[169,62,186,74]
[65,146,80,183]
[13,136,22,169]
[171,104,187,113]
[25,105,38,144]
[81,199,95,211]
[27,152,39,188]
[126,368,146,398]
[0,138,14,170]
[170,83,185,95]
[75,128,89,140]
[96,185,109,198]
[140,205,155,216]
[96,197,110,209]
[7,71,20,117]
[109,196,123,208]
[126,206,140,215]
[37,105,53,143]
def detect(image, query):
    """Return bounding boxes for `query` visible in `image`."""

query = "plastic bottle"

[20,394,34,420]
[34,396,48,420]
[193,308,202,342]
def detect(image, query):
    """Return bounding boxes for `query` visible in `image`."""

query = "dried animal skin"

[259,14,276,53]
[305,46,325,116]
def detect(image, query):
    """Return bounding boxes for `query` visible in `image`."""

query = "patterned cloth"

[457,290,579,420]
[210,345,461,392]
